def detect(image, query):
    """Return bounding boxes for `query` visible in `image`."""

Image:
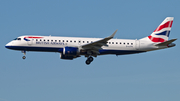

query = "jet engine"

[60,47,80,60]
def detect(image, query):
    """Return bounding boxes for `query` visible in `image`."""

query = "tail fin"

[141,17,174,43]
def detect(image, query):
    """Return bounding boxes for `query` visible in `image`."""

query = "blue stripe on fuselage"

[24,38,30,41]
[99,49,145,55]
[5,46,145,55]
[5,46,62,52]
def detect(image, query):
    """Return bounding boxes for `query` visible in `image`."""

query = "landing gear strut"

[85,56,94,65]
[22,51,26,59]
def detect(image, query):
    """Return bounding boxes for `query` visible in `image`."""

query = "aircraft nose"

[5,42,12,49]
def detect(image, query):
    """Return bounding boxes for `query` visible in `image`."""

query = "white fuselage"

[6,35,166,56]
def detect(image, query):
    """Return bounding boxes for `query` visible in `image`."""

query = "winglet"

[109,29,118,38]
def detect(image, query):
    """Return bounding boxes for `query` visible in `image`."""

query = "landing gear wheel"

[22,56,26,59]
[88,56,94,62]
[85,56,94,65]
[22,50,26,60]
[86,60,91,65]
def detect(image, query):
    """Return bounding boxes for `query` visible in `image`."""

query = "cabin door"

[135,40,140,50]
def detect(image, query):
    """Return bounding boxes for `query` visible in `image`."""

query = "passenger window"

[47,40,49,41]
[74,41,76,43]
[120,42,121,44]
[112,42,114,44]
[109,42,111,44]
[40,39,42,41]
[51,40,53,42]
[70,40,72,42]
[44,40,46,41]
[55,40,57,42]
[127,43,129,45]
[66,40,68,42]
[83,41,85,43]
[116,42,118,44]
[124,43,125,45]
[59,40,61,42]
[131,43,133,45]
[87,41,89,43]
[36,39,38,41]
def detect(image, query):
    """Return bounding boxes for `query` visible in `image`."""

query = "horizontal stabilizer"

[154,39,177,46]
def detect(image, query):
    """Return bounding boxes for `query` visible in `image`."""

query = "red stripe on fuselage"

[24,36,43,39]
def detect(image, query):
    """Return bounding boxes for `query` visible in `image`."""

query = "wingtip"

[110,29,118,38]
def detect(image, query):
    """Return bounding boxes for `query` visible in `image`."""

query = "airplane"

[5,17,177,65]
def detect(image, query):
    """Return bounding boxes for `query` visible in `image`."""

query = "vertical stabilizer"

[140,17,174,43]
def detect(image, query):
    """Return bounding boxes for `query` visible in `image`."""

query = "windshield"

[13,38,21,40]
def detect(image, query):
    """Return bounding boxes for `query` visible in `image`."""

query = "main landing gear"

[22,51,26,59]
[85,56,94,65]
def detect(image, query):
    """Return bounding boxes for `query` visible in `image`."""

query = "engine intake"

[63,47,79,56]
[60,47,80,60]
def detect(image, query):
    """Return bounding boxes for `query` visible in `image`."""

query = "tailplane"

[154,38,177,47]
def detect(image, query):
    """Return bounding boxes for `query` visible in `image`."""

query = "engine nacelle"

[60,47,80,60]
[63,47,80,56]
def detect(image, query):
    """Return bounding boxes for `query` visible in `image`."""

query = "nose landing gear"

[85,56,94,65]
[22,51,26,59]
[22,56,26,59]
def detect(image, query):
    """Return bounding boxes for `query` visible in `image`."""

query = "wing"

[80,30,118,55]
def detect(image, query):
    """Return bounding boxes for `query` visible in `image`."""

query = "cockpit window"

[13,38,21,40]
[13,38,17,40]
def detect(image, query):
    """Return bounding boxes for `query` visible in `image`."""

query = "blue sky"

[1,0,180,101]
